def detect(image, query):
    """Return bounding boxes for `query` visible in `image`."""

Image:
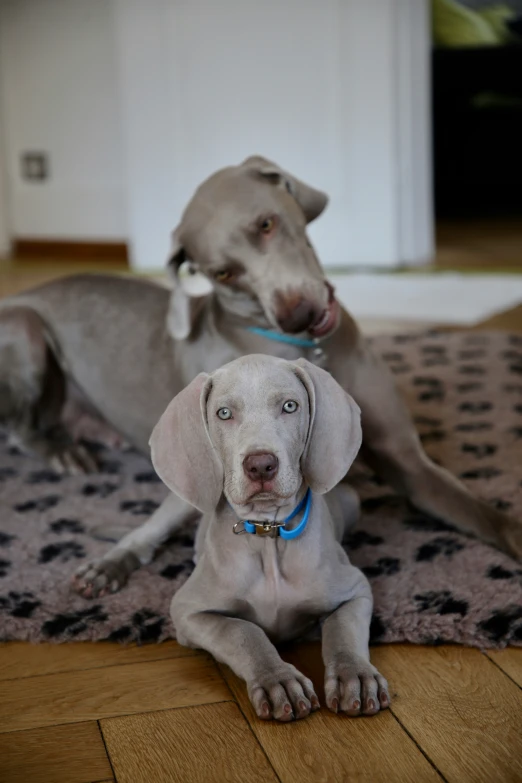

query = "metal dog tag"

[309,344,328,369]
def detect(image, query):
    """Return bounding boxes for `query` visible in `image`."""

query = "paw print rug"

[0,330,521,648]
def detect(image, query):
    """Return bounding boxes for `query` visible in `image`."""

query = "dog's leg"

[72,492,199,597]
[342,348,522,560]
[173,609,319,721]
[322,579,389,716]
[0,307,96,473]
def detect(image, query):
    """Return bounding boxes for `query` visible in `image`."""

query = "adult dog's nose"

[276,297,317,334]
[243,453,279,482]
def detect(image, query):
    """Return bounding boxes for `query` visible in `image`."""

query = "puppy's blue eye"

[282,400,298,414]
[217,407,232,420]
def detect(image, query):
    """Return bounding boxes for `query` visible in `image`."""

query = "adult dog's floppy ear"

[241,155,328,224]
[166,230,213,341]
[292,358,362,494]
[149,373,223,512]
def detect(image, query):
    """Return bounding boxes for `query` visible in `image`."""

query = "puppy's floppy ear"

[241,155,328,224]
[149,373,223,512]
[166,230,213,341]
[292,358,362,494]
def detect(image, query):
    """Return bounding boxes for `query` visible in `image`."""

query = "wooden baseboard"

[12,239,129,264]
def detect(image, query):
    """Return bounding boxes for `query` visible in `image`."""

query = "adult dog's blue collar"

[233,488,312,540]
[247,326,318,349]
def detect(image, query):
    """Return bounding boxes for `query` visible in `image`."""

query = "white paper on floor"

[329,272,522,325]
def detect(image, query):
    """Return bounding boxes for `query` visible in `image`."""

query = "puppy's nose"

[243,453,279,482]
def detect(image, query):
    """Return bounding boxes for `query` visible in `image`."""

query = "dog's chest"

[240,545,335,640]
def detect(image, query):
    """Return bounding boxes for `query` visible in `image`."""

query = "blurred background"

[0,0,521,330]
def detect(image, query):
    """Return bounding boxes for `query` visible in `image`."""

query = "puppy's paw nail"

[352,700,361,711]
[367,699,376,711]
[311,695,320,710]
[283,703,292,714]
[331,698,338,713]
[261,702,270,718]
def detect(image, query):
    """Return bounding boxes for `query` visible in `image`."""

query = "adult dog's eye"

[217,407,232,420]
[282,400,298,414]
[260,217,275,235]
[215,270,232,283]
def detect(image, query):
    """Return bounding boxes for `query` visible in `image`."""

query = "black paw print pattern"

[414,590,469,616]
[98,459,122,475]
[402,515,456,534]
[26,470,62,484]
[487,564,522,580]
[363,557,401,578]
[42,605,108,639]
[459,467,502,480]
[82,482,119,498]
[160,562,193,580]
[0,559,11,577]
[416,537,464,562]
[461,443,497,459]
[414,377,445,402]
[120,499,160,515]
[345,530,384,550]
[478,607,522,643]
[14,495,61,513]
[455,422,492,432]
[0,590,41,618]
[134,471,162,483]
[458,401,492,414]
[38,541,86,564]
[105,609,165,644]
[49,518,85,534]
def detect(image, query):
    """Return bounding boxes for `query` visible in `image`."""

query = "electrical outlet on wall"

[21,152,49,181]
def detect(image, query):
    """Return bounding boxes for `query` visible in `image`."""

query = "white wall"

[0,67,10,257]
[116,0,433,270]
[0,0,127,240]
[0,0,433,267]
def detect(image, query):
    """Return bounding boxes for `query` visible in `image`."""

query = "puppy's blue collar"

[234,488,312,540]
[247,326,318,349]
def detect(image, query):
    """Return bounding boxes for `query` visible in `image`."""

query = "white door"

[115,0,433,271]
[0,82,10,257]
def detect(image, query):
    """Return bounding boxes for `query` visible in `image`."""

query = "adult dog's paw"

[71,551,139,598]
[48,443,99,475]
[324,657,390,716]
[248,664,320,722]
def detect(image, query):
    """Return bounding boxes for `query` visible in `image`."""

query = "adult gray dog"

[0,155,519,599]
[149,353,389,721]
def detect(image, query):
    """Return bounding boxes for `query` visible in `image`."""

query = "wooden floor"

[1,640,521,783]
[1,242,522,782]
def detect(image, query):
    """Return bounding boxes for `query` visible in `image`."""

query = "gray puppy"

[150,353,389,722]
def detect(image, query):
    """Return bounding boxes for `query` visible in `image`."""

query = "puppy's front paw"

[248,664,320,722]
[71,551,139,598]
[325,658,390,716]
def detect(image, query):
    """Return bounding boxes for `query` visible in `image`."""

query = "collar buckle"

[232,488,312,541]
[254,521,280,538]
